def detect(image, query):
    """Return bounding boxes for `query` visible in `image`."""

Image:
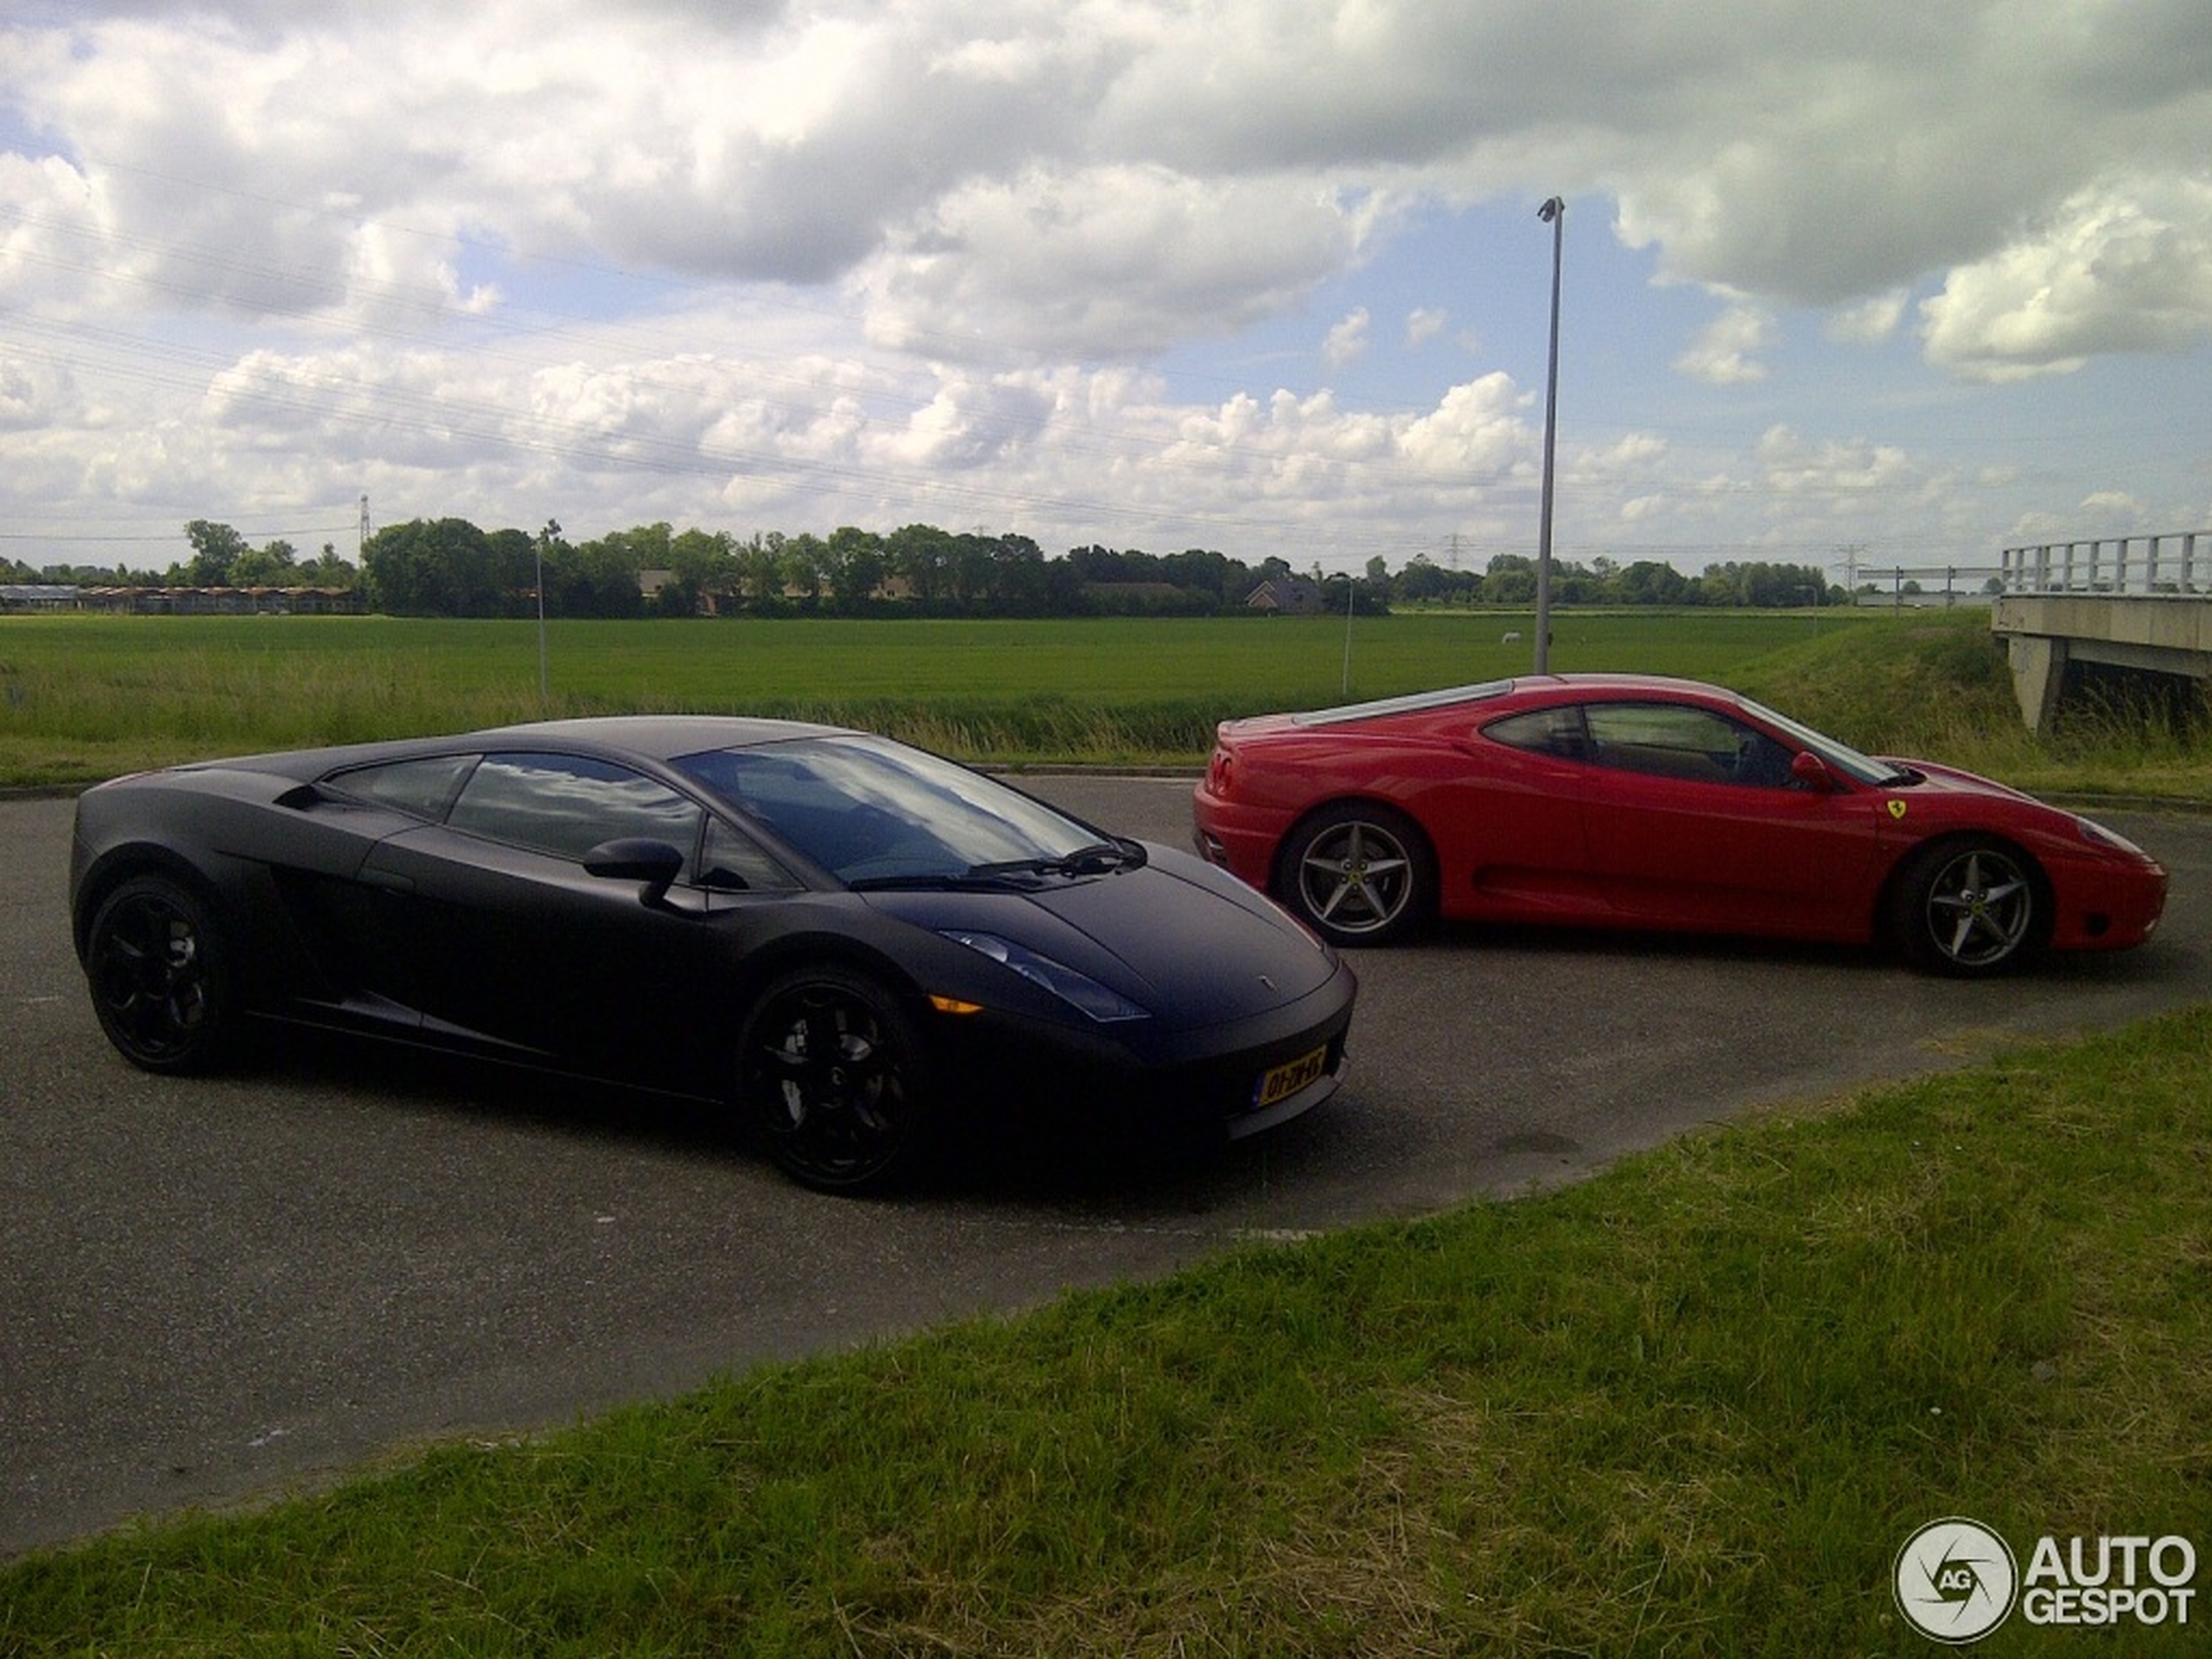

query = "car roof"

[472,713,855,761]
[165,715,860,785]
[1289,673,1729,727]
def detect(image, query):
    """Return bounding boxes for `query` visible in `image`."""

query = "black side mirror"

[583,838,685,902]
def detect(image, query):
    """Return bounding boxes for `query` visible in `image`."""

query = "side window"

[698,816,801,892]
[1483,706,1590,762]
[328,753,478,819]
[446,752,704,863]
[1583,704,1794,788]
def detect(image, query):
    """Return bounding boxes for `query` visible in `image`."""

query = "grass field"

[3,1007,2206,1655]
[7,603,2207,798]
[0,607,1874,785]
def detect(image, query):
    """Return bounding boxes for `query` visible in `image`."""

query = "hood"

[862,843,1341,1027]
[1880,757,2040,805]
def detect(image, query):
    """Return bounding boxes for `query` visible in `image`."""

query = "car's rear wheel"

[1892,837,2043,976]
[84,873,235,1073]
[1279,802,1435,948]
[738,967,933,1191]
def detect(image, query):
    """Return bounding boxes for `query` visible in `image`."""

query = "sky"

[3,0,2209,583]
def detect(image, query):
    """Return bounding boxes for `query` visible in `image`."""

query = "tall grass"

[1734,610,2211,799]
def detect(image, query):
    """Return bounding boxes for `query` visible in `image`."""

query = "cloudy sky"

[3,0,2209,582]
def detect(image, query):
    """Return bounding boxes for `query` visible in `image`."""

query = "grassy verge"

[0,610,1863,785]
[3,606,2207,798]
[4,1008,2207,1655]
[1732,612,2212,804]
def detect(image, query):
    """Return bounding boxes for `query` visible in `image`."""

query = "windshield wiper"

[966,839,1148,880]
[845,870,1032,893]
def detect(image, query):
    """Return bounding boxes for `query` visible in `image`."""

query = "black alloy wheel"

[739,967,931,1191]
[1279,801,1436,948]
[85,873,234,1072]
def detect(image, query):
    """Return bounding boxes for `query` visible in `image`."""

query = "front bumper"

[927,956,1357,1144]
[2045,853,2168,952]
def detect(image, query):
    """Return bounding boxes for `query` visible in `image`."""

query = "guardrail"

[1998,531,2210,596]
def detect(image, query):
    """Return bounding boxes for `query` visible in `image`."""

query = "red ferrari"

[1192,675,2168,975]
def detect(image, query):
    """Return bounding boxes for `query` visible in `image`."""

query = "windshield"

[1737,696,1910,786]
[672,734,1122,886]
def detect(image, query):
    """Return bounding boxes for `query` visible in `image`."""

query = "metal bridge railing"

[2000,531,2210,596]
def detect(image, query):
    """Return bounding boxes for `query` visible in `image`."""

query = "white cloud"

[1675,306,1772,386]
[1826,290,1907,346]
[1322,307,1372,369]
[1406,306,1448,347]
[3,1,2210,572]
[1921,176,2212,380]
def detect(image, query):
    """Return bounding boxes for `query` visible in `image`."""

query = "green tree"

[887,523,954,604]
[1612,560,1690,605]
[302,543,360,588]
[229,538,299,586]
[825,527,887,611]
[182,520,249,585]
[362,517,502,616]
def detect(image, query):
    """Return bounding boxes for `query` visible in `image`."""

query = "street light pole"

[536,519,559,710]
[1534,196,1565,676]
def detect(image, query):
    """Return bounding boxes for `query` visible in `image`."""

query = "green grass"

[5,605,2207,798]
[4,1007,2207,1655]
[0,608,1866,785]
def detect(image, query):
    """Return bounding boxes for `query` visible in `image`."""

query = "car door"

[1573,701,1880,938]
[354,751,760,1088]
[1449,705,1604,921]
[237,774,460,1030]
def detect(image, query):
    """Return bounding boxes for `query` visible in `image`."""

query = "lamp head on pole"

[1538,196,1564,224]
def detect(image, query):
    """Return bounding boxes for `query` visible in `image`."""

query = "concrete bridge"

[1990,531,2212,731]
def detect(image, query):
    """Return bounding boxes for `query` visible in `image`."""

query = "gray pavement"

[3,782,2206,1557]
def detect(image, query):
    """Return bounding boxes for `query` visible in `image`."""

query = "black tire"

[1278,801,1436,948]
[1892,837,2044,977]
[84,873,236,1073]
[738,967,934,1192]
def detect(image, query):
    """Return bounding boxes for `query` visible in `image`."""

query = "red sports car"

[1192,675,2168,975]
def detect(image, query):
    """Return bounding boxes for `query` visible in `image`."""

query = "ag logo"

[1895,1517,2019,1643]
[1887,799,1909,820]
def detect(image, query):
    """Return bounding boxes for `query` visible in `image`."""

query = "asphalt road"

[3,783,2207,1558]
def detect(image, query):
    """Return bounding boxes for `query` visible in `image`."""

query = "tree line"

[8,516,1847,618]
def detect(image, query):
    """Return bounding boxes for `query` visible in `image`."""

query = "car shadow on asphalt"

[240,1025,1289,1209]
[1380,916,2186,985]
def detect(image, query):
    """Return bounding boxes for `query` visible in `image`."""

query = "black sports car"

[70,717,1355,1190]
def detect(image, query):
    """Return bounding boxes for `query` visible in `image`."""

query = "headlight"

[2076,815,2150,859]
[938,931,1150,1023]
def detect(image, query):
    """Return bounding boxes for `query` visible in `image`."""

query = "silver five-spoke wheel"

[1896,839,2040,976]
[1279,803,1434,948]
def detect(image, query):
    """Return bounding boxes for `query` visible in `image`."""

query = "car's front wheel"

[738,967,934,1191]
[1892,837,2044,976]
[1278,802,1436,948]
[84,873,236,1073]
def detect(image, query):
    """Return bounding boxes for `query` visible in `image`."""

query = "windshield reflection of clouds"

[676,736,1096,880]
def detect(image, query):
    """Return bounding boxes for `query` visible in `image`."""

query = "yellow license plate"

[1255,1044,1327,1109]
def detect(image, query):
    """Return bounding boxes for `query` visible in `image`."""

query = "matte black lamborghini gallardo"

[70,717,1355,1190]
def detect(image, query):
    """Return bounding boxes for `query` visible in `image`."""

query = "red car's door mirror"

[1791,751,1836,792]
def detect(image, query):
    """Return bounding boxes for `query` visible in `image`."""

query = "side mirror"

[584,837,685,902]
[1790,751,1836,792]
